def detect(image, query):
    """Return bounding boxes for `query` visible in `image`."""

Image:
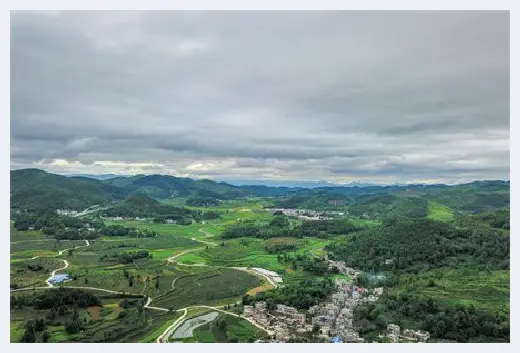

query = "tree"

[42,330,50,343]
[266,298,276,311]
[68,248,74,256]
[375,314,389,330]
[20,328,35,343]
[34,318,46,332]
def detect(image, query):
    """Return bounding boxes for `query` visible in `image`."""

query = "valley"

[9,169,510,343]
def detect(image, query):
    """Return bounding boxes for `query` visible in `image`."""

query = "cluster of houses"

[308,278,385,343]
[56,209,78,216]
[243,302,310,341]
[383,324,430,343]
[243,258,431,343]
[267,208,346,221]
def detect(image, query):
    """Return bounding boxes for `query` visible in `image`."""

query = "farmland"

[10,175,510,343]
[193,313,267,342]
[152,268,262,309]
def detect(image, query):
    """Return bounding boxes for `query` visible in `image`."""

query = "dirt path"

[56,239,90,256]
[190,237,217,246]
[166,247,205,263]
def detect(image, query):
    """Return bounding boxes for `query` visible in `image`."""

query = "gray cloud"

[10,10,509,184]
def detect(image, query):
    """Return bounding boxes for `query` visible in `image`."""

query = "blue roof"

[331,336,342,343]
[49,274,69,283]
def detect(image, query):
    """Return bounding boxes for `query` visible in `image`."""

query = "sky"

[10,11,510,185]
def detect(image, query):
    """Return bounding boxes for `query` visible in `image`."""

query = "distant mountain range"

[10,168,510,212]
[218,179,377,188]
[65,173,129,180]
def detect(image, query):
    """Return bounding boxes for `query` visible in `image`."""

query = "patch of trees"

[242,278,335,310]
[299,219,358,237]
[102,225,157,238]
[264,237,300,253]
[102,250,151,264]
[326,218,510,273]
[348,195,428,219]
[222,217,357,240]
[14,213,103,232]
[20,318,48,343]
[475,209,510,230]
[354,294,509,342]
[277,253,332,276]
[11,288,101,310]
[186,197,221,207]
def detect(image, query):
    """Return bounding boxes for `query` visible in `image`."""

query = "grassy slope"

[427,201,455,222]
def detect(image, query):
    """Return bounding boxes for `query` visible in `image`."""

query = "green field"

[427,201,455,222]
[199,238,285,272]
[152,268,261,309]
[193,313,266,343]
[391,268,510,314]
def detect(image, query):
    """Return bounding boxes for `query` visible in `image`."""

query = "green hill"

[10,169,125,210]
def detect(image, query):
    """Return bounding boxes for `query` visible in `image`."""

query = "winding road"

[12,228,279,343]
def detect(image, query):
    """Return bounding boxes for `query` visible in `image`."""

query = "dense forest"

[354,292,509,342]
[325,217,510,273]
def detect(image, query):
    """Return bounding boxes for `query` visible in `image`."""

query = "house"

[331,336,342,343]
[165,219,176,224]
[387,324,400,336]
[48,274,70,285]
[414,330,430,342]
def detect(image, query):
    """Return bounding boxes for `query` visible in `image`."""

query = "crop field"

[65,261,182,297]
[193,313,266,343]
[177,252,207,265]
[10,227,47,241]
[104,220,204,238]
[152,268,261,309]
[11,239,87,256]
[93,234,198,250]
[427,201,455,222]
[197,238,284,272]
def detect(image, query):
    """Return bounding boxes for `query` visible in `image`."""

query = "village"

[265,208,345,221]
[242,259,430,343]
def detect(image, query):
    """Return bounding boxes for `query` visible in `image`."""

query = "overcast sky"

[10,10,509,184]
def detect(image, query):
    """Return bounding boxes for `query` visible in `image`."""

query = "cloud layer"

[10,11,510,184]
